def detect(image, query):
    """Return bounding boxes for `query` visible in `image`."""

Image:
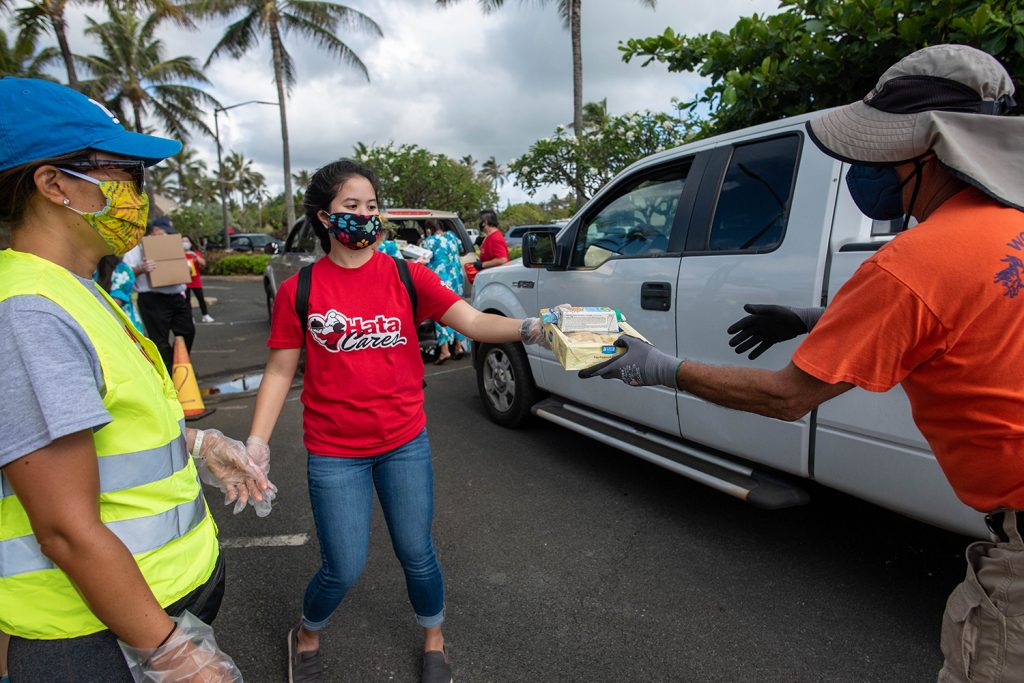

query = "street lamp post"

[213,100,278,250]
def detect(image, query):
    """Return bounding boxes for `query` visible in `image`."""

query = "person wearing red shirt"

[471,208,508,273]
[182,234,213,323]
[246,160,552,683]
[581,45,1024,682]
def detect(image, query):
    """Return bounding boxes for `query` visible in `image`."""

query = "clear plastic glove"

[120,610,243,683]
[245,436,278,518]
[192,429,272,515]
[577,335,682,389]
[520,303,572,349]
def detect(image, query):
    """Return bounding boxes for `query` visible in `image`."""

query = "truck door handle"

[641,282,672,311]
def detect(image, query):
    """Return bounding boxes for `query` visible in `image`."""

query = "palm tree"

[460,154,477,172]
[16,0,193,90]
[204,0,383,228]
[481,156,507,193]
[437,0,656,199]
[165,147,209,203]
[0,25,60,79]
[292,168,312,192]
[78,3,218,141]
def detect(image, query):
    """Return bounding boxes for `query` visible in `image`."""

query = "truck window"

[572,166,688,268]
[707,135,800,252]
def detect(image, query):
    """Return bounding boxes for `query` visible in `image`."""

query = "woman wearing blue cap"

[0,78,273,681]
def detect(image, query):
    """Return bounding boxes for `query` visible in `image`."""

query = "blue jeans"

[302,429,445,630]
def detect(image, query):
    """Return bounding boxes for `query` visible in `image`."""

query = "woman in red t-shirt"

[182,235,213,323]
[246,160,551,683]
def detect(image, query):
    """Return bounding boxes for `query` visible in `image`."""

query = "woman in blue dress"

[94,254,145,333]
[421,219,466,364]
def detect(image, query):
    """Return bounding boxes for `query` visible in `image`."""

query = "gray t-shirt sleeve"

[0,295,110,468]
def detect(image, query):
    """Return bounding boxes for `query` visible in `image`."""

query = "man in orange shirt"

[582,45,1024,682]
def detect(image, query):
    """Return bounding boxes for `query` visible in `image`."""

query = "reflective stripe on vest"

[0,424,188,500]
[0,492,206,578]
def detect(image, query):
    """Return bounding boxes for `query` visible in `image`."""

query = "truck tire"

[476,342,539,428]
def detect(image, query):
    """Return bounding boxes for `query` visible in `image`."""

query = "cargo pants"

[938,511,1024,682]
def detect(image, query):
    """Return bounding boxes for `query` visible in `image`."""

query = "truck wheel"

[476,342,539,428]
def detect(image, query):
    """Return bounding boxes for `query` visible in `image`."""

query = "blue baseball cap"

[0,77,182,171]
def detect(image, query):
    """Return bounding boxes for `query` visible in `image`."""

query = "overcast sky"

[57,0,781,205]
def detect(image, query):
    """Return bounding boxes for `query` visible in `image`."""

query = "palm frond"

[206,9,261,65]
[284,1,382,38]
[280,12,369,81]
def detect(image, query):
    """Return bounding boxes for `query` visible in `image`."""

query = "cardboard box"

[544,317,650,371]
[142,234,191,287]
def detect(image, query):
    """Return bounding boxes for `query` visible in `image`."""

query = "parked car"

[470,110,987,538]
[230,232,284,253]
[263,208,476,359]
[504,224,561,250]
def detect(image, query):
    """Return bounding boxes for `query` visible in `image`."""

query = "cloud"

[53,0,779,205]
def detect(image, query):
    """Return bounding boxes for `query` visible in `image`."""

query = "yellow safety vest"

[0,249,219,639]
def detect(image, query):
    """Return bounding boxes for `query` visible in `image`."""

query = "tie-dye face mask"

[60,167,150,255]
[324,212,383,250]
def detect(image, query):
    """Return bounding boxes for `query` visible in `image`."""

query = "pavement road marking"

[426,365,474,378]
[219,533,309,549]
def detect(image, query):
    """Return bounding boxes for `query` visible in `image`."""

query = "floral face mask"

[60,167,150,255]
[323,211,383,250]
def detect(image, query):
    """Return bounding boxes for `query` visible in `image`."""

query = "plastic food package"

[542,306,622,333]
[540,308,650,371]
[401,244,432,261]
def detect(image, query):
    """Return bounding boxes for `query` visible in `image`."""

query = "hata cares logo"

[307,309,406,352]
[87,97,121,125]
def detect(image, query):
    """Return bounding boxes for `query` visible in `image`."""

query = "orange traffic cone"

[172,336,210,419]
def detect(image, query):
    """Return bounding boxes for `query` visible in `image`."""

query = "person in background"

[183,233,214,323]
[94,254,144,333]
[472,208,508,273]
[376,221,401,257]
[0,76,272,683]
[422,218,466,364]
[122,215,195,369]
[581,45,1024,682]
[246,159,554,683]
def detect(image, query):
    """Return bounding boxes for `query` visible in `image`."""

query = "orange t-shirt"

[793,187,1024,512]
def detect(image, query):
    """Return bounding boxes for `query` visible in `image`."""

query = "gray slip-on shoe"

[421,647,453,683]
[288,624,325,683]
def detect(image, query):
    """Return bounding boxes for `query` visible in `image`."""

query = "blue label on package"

[601,345,617,354]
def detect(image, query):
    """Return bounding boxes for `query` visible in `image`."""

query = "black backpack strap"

[295,264,314,337]
[392,256,418,320]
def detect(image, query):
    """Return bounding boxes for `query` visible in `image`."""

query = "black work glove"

[726,304,811,360]
[472,260,483,271]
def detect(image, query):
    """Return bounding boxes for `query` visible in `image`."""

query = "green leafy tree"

[204,0,383,229]
[78,3,218,140]
[292,168,312,192]
[511,109,695,200]
[353,142,497,219]
[165,147,212,204]
[0,25,59,78]
[437,0,656,200]
[620,0,1024,137]
[500,200,571,226]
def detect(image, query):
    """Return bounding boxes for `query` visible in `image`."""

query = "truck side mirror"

[522,231,557,269]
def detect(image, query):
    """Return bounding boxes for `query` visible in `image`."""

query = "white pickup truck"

[470,110,987,538]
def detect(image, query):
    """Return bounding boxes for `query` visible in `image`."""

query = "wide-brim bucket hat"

[807,44,1024,211]
[0,77,181,171]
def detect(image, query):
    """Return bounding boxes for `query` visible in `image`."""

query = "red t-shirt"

[793,188,1024,512]
[480,230,509,263]
[185,250,203,289]
[268,251,461,456]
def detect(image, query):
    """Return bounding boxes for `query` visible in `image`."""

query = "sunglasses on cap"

[60,159,146,193]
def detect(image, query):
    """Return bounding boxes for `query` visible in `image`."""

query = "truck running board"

[531,398,809,510]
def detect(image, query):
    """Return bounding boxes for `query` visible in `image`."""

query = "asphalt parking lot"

[188,276,969,683]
